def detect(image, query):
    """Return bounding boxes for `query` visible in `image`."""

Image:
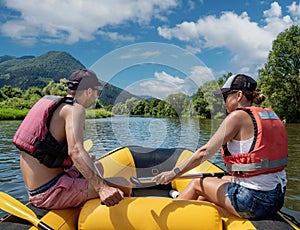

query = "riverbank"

[0,108,113,120]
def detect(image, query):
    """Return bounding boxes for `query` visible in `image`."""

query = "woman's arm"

[152,111,243,184]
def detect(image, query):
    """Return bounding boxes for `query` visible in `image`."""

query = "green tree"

[166,93,190,117]
[131,100,149,116]
[163,102,178,118]
[192,89,209,118]
[112,102,126,115]
[191,77,227,119]
[43,79,68,96]
[0,85,23,98]
[0,90,6,102]
[94,99,103,109]
[126,97,139,115]
[258,25,300,122]
[21,87,44,108]
[24,87,44,99]
[149,99,160,116]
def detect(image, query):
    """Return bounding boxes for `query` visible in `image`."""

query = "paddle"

[83,139,93,152]
[130,172,228,185]
[0,192,53,230]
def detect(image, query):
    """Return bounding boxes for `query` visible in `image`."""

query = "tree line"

[111,80,225,119]
[0,78,110,120]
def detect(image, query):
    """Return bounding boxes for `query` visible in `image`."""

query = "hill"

[0,51,138,106]
[0,51,85,90]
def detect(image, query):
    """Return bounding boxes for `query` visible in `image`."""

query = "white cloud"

[189,65,214,86]
[185,45,201,54]
[154,71,184,84]
[287,1,300,22]
[263,2,282,18]
[158,1,296,73]
[126,71,186,99]
[1,0,178,44]
[141,51,161,58]
[126,65,214,99]
[97,31,135,42]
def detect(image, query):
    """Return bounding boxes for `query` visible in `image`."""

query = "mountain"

[0,51,139,106]
[100,83,139,106]
[0,51,85,90]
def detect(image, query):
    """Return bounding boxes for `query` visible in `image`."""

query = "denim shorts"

[226,182,285,219]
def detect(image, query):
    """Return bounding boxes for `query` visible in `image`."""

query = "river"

[0,117,299,220]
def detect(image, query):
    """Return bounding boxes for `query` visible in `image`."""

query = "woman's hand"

[152,170,176,185]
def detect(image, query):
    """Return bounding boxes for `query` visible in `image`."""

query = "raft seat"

[99,147,136,180]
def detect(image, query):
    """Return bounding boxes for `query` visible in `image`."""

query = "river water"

[0,117,299,220]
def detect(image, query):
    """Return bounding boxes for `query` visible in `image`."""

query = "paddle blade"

[0,192,39,226]
[0,192,53,230]
[130,176,142,185]
[84,139,93,152]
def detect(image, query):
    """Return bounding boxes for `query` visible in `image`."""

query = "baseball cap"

[67,69,103,90]
[213,74,257,96]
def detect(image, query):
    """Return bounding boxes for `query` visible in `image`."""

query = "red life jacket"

[13,95,74,168]
[222,106,288,177]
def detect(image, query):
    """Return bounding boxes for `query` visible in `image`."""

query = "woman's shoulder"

[227,109,251,121]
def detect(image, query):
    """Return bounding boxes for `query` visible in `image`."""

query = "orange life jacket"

[13,95,74,168]
[222,106,288,177]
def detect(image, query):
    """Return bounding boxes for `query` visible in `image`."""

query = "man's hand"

[98,185,125,207]
[89,153,96,161]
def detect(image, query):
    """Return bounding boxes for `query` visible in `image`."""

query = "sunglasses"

[93,86,103,95]
[223,90,239,102]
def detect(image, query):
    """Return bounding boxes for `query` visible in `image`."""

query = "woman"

[153,74,288,219]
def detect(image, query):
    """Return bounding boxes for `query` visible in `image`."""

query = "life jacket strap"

[226,158,288,172]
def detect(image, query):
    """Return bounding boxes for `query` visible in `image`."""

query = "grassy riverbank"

[0,108,113,120]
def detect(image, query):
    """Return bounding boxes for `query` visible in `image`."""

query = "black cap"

[67,69,103,90]
[213,74,257,96]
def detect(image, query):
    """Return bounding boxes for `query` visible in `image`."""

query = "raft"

[1,146,299,230]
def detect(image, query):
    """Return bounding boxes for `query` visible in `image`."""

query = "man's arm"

[64,104,124,206]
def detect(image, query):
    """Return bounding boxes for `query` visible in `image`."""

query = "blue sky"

[0,0,299,99]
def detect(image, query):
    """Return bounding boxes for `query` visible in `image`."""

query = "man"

[13,69,130,209]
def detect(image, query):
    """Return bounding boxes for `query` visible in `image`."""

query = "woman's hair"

[243,90,265,105]
[233,75,265,105]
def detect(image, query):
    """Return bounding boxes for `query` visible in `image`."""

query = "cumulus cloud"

[1,0,177,44]
[263,1,282,18]
[126,66,214,99]
[158,1,298,72]
[97,31,135,42]
[287,1,300,22]
[154,71,184,84]
[126,71,186,99]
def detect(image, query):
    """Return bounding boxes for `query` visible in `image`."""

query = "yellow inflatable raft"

[1,146,299,230]
[80,146,299,230]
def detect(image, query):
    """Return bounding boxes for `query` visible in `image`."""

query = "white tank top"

[227,138,287,191]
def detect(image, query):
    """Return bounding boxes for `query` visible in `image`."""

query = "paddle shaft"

[38,222,54,230]
[131,172,228,185]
